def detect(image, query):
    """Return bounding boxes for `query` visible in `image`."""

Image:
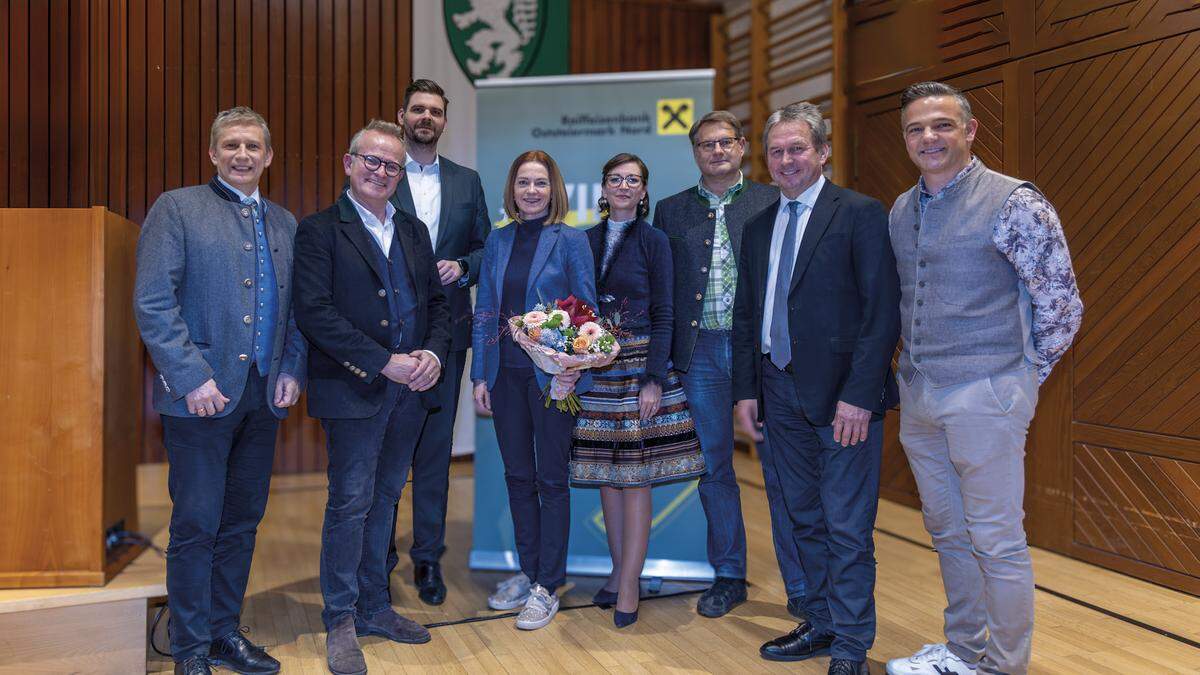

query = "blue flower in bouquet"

[539,328,561,347]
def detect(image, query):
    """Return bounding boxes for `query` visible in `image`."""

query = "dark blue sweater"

[499,216,546,368]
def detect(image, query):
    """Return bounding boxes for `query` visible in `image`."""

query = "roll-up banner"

[469,69,716,580]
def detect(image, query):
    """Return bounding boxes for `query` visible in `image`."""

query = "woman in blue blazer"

[471,150,596,630]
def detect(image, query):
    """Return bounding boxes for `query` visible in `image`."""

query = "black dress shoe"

[208,631,280,674]
[828,657,868,674]
[696,577,747,618]
[787,596,806,621]
[414,561,447,605]
[759,621,833,662]
[174,655,212,675]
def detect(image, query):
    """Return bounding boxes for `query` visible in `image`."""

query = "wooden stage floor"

[141,453,1200,674]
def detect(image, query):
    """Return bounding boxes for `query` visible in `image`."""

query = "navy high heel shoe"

[614,608,638,628]
[592,588,618,609]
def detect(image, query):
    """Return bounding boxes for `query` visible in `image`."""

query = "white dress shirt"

[762,175,826,351]
[346,189,397,256]
[405,153,442,245]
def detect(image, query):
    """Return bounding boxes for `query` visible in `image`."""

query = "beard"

[404,121,441,147]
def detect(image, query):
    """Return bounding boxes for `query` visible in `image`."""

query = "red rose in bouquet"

[556,294,597,328]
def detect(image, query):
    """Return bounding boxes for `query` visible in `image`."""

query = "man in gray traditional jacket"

[884,82,1083,675]
[135,106,306,675]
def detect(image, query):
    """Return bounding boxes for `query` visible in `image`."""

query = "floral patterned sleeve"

[993,186,1083,383]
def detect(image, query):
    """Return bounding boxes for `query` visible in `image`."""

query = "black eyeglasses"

[351,153,403,177]
[604,174,644,188]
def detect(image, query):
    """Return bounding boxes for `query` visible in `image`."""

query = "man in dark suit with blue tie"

[384,79,490,606]
[293,119,451,675]
[733,103,900,675]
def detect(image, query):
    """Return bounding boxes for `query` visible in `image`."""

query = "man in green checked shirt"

[653,111,799,619]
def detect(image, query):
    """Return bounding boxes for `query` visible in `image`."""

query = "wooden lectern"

[0,208,144,588]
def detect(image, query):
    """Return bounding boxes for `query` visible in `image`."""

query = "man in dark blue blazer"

[652,110,807,619]
[293,120,451,675]
[385,79,489,606]
[733,103,900,675]
[135,106,305,675]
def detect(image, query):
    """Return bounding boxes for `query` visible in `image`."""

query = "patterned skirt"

[570,334,706,488]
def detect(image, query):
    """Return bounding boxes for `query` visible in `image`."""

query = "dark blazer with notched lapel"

[470,221,597,394]
[732,180,901,427]
[390,156,490,352]
[652,179,779,372]
[293,192,451,419]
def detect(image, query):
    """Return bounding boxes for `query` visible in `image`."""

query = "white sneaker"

[886,644,977,675]
[515,584,559,630]
[487,572,532,610]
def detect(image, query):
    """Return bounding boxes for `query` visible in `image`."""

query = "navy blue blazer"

[732,180,900,426]
[390,155,490,352]
[471,221,597,393]
[293,192,451,419]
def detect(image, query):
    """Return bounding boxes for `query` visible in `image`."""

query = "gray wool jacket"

[134,180,307,419]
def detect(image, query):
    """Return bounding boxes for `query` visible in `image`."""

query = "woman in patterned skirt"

[571,153,705,628]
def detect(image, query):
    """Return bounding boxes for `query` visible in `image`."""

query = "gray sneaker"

[487,572,532,610]
[515,584,559,630]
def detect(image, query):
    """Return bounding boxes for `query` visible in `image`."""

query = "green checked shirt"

[697,173,745,330]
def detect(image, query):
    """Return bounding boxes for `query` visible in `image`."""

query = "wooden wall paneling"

[69,0,91,207]
[0,1,8,207]
[568,0,720,75]
[841,0,1200,591]
[233,0,251,105]
[180,0,199,188]
[127,0,147,224]
[47,1,69,207]
[109,0,128,216]
[145,0,164,212]
[163,0,182,191]
[10,0,29,207]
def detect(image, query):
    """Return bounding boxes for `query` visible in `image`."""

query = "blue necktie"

[770,201,802,370]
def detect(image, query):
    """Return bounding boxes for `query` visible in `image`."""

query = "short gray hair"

[762,102,828,153]
[900,81,973,123]
[210,106,271,149]
[348,119,405,154]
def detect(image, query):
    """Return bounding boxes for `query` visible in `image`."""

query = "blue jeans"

[763,360,881,661]
[319,382,427,629]
[678,329,747,579]
[161,367,278,660]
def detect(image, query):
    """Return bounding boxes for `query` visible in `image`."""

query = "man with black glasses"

[293,120,451,674]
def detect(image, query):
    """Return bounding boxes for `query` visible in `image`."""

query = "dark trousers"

[491,366,574,593]
[319,382,427,629]
[761,359,882,662]
[162,367,278,660]
[386,349,466,580]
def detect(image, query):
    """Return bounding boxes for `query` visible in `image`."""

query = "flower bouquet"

[507,295,620,414]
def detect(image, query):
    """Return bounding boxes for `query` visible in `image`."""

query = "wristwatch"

[456,257,470,276]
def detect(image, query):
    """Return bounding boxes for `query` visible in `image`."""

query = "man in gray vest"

[884,82,1083,675]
